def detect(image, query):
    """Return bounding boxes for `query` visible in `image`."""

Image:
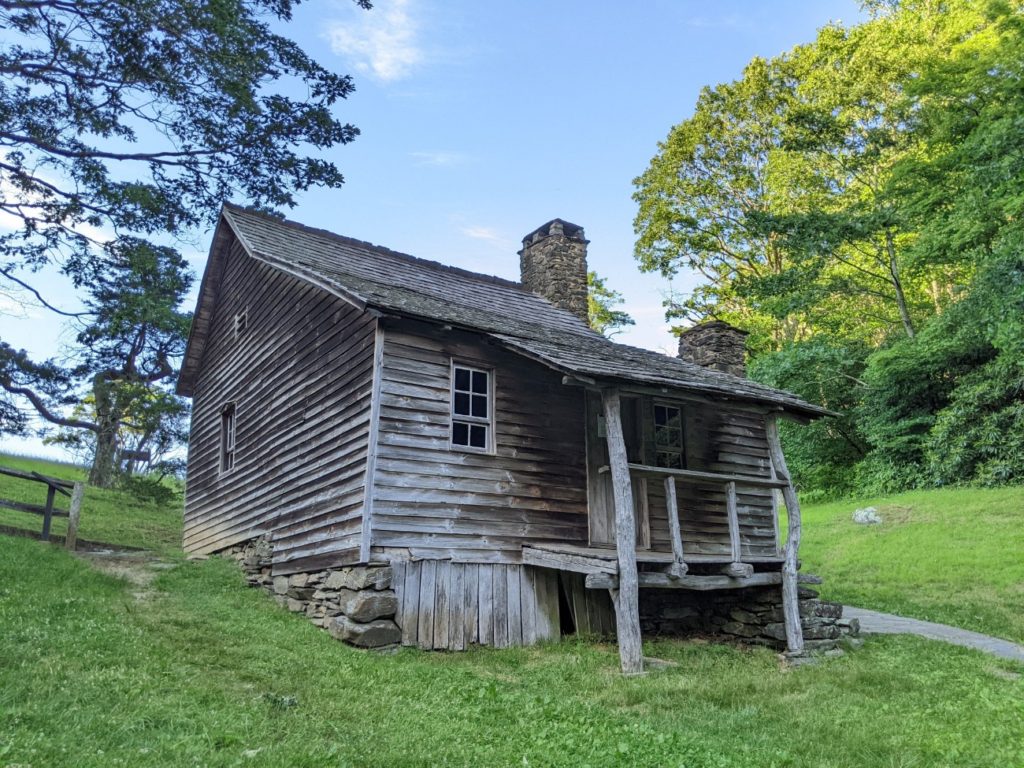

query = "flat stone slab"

[843,606,1024,662]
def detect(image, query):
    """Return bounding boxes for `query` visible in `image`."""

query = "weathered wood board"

[370,322,589,562]
[394,561,561,650]
[183,238,376,574]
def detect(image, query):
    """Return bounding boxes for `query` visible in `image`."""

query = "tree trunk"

[88,374,120,487]
[885,229,916,338]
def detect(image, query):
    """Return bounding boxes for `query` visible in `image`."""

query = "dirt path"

[75,548,177,601]
[844,606,1024,662]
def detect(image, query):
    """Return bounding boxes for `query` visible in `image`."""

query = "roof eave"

[176,208,236,397]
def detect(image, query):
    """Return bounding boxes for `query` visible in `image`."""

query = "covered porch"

[539,385,807,675]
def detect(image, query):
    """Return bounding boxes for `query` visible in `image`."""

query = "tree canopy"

[587,271,635,337]
[635,0,1024,495]
[0,0,369,485]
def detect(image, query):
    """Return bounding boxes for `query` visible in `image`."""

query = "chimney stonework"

[677,321,749,378]
[519,219,589,321]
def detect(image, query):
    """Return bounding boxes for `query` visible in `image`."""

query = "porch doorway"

[584,391,651,549]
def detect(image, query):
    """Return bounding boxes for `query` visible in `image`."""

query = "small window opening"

[654,403,684,469]
[234,308,248,340]
[220,403,237,473]
[451,363,492,452]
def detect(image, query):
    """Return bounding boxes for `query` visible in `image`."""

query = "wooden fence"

[0,466,85,549]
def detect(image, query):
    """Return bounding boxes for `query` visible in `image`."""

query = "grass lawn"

[0,456,1022,765]
[799,486,1024,643]
[0,454,182,555]
[1,535,1021,768]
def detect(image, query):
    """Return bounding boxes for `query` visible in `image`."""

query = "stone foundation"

[639,574,860,656]
[219,538,857,657]
[221,537,401,649]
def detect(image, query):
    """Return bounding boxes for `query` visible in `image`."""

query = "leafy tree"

[1,239,192,485]
[0,0,369,483]
[587,271,634,337]
[749,338,870,497]
[638,0,1024,494]
[632,57,794,350]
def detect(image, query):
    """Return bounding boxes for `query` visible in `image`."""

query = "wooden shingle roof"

[178,204,830,418]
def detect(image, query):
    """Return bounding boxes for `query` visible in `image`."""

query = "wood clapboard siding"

[183,239,377,573]
[370,324,588,562]
[392,561,561,649]
[643,402,778,559]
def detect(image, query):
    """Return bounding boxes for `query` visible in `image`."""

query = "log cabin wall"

[183,239,377,573]
[369,321,589,563]
[642,401,778,559]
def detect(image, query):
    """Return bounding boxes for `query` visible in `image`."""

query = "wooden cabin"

[178,205,830,672]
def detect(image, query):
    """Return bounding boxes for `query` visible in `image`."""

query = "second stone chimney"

[677,321,749,378]
[519,219,589,321]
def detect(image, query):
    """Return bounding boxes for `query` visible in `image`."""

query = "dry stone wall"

[222,537,401,649]
[639,574,861,655]
[220,537,858,658]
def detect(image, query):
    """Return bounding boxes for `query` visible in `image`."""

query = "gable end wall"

[183,240,377,573]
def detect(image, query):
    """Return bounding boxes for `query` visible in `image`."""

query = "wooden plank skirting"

[393,561,561,650]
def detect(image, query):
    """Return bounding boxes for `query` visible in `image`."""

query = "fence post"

[65,482,84,551]
[41,485,56,541]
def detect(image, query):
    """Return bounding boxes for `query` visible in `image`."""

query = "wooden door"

[585,391,650,548]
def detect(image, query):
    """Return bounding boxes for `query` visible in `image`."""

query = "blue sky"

[1,0,861,459]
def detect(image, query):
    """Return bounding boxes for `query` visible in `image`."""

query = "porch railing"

[600,463,788,578]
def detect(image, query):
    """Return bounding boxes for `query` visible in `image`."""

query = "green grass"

[0,535,1021,768]
[0,456,1021,765]
[799,486,1024,643]
[0,453,183,555]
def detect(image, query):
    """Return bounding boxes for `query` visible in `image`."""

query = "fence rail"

[0,466,84,548]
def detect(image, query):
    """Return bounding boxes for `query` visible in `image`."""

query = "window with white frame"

[220,402,237,473]
[653,403,684,469]
[451,363,492,451]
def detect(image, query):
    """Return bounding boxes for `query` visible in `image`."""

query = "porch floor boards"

[521,541,785,580]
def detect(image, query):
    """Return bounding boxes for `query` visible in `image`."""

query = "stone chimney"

[519,219,589,321]
[677,321,749,378]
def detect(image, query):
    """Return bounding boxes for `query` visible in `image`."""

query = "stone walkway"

[843,606,1024,662]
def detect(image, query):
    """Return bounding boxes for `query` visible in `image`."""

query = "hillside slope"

[800,486,1024,643]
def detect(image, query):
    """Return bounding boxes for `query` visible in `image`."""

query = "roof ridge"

[222,202,533,294]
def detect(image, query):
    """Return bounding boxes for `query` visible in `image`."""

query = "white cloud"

[461,226,503,243]
[410,151,467,167]
[326,0,422,82]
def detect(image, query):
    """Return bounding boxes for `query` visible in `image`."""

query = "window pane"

[454,392,470,415]
[454,367,470,391]
[471,370,488,394]
[654,405,667,426]
[452,421,469,445]
[657,451,682,469]
[469,424,487,448]
[471,394,488,418]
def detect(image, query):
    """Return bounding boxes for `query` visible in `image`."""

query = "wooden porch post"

[663,477,687,579]
[766,415,804,654]
[601,388,644,675]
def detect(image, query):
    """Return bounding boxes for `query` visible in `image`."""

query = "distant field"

[0,453,183,554]
[799,486,1024,643]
